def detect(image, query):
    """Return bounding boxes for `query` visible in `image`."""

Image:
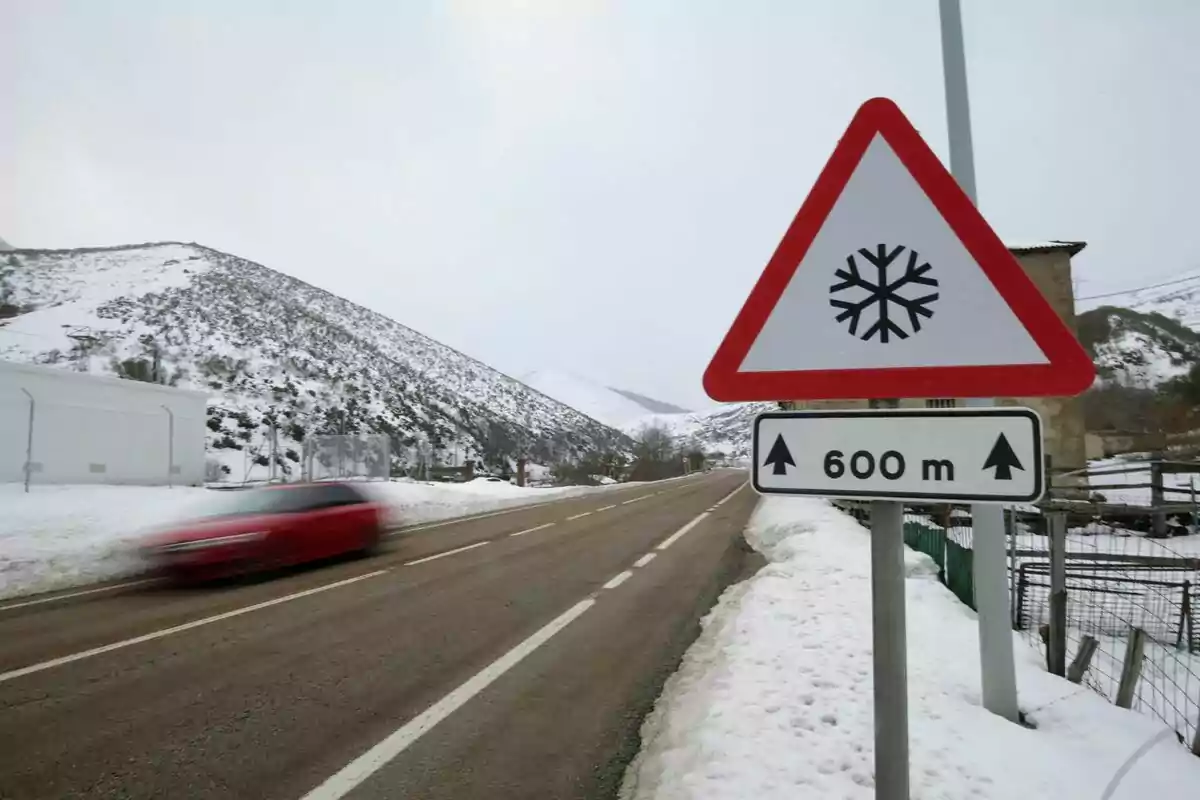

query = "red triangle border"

[702,97,1096,402]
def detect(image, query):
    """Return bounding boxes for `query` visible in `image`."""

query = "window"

[925,399,957,409]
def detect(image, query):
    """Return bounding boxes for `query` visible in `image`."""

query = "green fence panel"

[903,521,946,572]
[944,538,976,610]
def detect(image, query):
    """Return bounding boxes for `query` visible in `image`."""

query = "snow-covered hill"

[0,242,631,479]
[628,402,776,459]
[1078,302,1200,389]
[520,368,688,429]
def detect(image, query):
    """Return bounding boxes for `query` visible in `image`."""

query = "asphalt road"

[0,470,760,800]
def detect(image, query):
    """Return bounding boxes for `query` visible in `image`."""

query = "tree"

[628,422,682,481]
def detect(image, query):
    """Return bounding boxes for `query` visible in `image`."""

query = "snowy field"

[0,477,637,600]
[622,497,1200,800]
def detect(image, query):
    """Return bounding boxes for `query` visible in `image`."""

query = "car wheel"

[360,525,384,557]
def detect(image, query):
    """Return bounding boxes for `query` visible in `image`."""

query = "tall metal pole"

[20,388,34,493]
[161,405,174,488]
[939,0,1020,722]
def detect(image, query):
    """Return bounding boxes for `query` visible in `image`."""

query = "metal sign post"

[870,498,908,800]
[939,0,1020,722]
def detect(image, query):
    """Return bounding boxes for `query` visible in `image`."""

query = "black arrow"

[982,433,1024,480]
[763,434,796,476]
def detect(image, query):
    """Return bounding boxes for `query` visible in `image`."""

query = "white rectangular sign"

[753,408,1044,503]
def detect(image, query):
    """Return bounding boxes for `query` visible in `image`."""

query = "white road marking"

[656,483,746,552]
[595,504,616,512]
[656,514,709,551]
[0,579,152,613]
[403,541,489,566]
[621,495,649,505]
[633,553,656,568]
[602,571,633,590]
[509,522,555,538]
[713,482,747,507]
[565,511,593,521]
[0,569,389,685]
[301,598,596,800]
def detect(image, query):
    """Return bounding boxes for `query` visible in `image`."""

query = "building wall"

[784,248,1089,479]
[0,360,208,486]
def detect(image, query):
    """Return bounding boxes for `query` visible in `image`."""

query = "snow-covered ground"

[0,477,632,600]
[622,497,1200,800]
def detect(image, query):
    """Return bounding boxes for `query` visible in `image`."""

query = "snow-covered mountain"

[1077,276,1200,388]
[0,237,13,252]
[520,369,689,429]
[0,242,631,478]
[627,402,775,460]
[518,367,766,459]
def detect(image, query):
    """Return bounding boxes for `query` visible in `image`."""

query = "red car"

[141,481,387,582]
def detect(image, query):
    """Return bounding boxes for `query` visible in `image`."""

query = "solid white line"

[509,522,555,538]
[300,598,596,800]
[633,553,656,568]
[566,511,593,521]
[0,569,389,685]
[595,504,616,512]
[603,571,633,590]
[0,579,152,612]
[403,541,489,566]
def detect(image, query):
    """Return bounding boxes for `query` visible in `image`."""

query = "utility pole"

[939,0,1020,722]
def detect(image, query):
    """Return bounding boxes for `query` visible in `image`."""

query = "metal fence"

[1,386,205,488]
[301,433,391,482]
[836,494,1200,755]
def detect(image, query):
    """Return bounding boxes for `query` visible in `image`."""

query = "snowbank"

[0,478,627,600]
[623,497,1200,800]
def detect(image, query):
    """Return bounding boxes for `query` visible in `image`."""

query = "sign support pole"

[870,498,909,799]
[867,399,909,800]
[939,0,1020,723]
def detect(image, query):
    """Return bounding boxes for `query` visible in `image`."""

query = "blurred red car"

[140,481,387,583]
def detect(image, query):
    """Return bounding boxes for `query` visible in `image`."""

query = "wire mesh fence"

[887,498,1200,754]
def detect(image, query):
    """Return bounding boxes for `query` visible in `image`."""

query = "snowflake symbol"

[829,244,939,343]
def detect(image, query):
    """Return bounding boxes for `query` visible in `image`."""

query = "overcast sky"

[4,1,1198,410]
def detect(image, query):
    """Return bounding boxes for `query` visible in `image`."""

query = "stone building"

[780,241,1090,483]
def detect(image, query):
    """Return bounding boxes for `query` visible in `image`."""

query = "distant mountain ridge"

[519,369,689,429]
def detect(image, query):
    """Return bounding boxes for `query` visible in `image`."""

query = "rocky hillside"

[1077,303,1200,388]
[0,242,631,480]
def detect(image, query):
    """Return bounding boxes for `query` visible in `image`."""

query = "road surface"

[0,470,759,799]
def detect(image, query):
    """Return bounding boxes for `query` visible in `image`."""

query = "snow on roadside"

[622,497,1200,800]
[0,478,636,600]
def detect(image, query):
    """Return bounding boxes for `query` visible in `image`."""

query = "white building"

[0,360,208,486]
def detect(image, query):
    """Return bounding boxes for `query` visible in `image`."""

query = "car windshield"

[194,488,315,519]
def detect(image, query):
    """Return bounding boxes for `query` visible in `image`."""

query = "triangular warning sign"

[703,97,1096,402]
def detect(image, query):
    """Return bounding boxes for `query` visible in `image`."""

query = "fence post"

[1006,507,1018,627]
[1048,512,1068,677]
[1150,453,1166,538]
[1014,563,1028,631]
[1177,581,1191,651]
[160,404,174,488]
[19,388,34,493]
[1067,635,1098,684]
[1115,627,1147,709]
